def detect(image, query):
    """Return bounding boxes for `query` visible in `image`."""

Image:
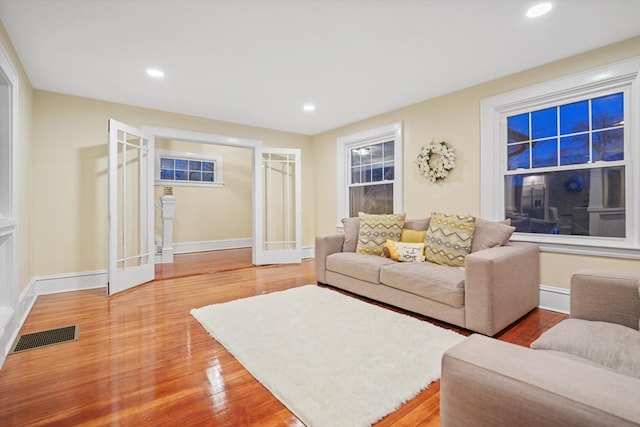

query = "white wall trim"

[301,245,315,259]
[539,284,570,314]
[173,238,252,254]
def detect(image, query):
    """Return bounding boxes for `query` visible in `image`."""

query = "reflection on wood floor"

[0,248,567,426]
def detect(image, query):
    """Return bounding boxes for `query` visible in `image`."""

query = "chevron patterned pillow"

[356,213,406,255]
[425,212,476,267]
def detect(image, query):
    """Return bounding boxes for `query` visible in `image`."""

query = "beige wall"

[154,139,253,242]
[311,37,640,290]
[0,22,34,294]
[31,91,314,277]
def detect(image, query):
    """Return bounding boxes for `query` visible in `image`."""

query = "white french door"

[255,148,302,265]
[107,119,155,295]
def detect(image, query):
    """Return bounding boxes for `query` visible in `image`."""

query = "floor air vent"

[10,325,78,354]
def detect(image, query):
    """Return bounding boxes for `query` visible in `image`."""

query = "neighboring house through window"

[481,58,639,258]
[336,122,403,228]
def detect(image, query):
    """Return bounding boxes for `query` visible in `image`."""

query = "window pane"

[560,100,589,134]
[592,92,623,130]
[175,159,188,170]
[384,164,394,180]
[508,143,529,170]
[202,172,214,182]
[507,113,529,143]
[188,160,202,170]
[560,135,589,165]
[351,166,361,184]
[351,149,362,166]
[160,169,174,180]
[202,162,214,172]
[593,128,624,161]
[361,164,372,183]
[384,141,394,161]
[532,107,557,139]
[349,183,393,217]
[371,143,383,163]
[160,158,174,169]
[175,170,187,180]
[505,167,625,237]
[189,171,202,181]
[372,165,383,182]
[532,138,557,168]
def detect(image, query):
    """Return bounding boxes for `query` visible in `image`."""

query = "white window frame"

[336,121,403,230]
[154,148,223,188]
[481,57,640,259]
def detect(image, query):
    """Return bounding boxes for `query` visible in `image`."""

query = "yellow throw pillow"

[425,212,476,267]
[381,239,426,262]
[400,229,427,244]
[356,213,406,255]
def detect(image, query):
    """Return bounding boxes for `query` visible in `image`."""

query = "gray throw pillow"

[531,318,640,378]
[341,217,359,252]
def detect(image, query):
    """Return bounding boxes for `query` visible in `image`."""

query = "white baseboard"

[539,284,570,314]
[173,238,253,254]
[302,245,315,259]
[32,270,107,295]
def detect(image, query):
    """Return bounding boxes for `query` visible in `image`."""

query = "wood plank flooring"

[0,249,567,426]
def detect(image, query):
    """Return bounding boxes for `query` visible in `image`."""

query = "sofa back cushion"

[471,218,516,253]
[341,216,360,252]
[355,212,406,255]
[425,212,476,267]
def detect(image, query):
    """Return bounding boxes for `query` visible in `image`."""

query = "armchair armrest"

[441,334,640,427]
[571,269,640,330]
[464,242,540,336]
[315,234,345,284]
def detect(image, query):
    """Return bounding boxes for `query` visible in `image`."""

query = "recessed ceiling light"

[146,68,164,78]
[526,2,552,18]
[303,104,316,112]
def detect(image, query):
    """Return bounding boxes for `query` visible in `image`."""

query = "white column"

[160,194,176,264]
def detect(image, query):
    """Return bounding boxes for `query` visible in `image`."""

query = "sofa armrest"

[571,269,640,330]
[464,242,540,336]
[315,234,345,283]
[441,334,640,427]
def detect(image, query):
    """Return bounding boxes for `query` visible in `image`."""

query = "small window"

[155,149,223,187]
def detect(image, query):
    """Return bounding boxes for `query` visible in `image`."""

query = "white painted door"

[107,119,155,295]
[255,148,302,264]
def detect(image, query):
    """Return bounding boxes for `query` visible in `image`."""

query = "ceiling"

[1,1,639,136]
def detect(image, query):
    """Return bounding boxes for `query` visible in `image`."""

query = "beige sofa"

[440,269,640,426]
[315,217,540,336]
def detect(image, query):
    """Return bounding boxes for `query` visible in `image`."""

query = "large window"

[337,122,403,226]
[481,58,639,258]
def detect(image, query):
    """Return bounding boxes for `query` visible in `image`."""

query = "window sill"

[154,180,224,188]
[511,234,640,260]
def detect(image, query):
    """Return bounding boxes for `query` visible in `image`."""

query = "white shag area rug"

[191,285,465,427]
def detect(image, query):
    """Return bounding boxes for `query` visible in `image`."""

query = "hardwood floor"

[0,249,567,426]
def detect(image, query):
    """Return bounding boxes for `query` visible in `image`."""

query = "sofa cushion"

[425,212,476,267]
[326,252,395,284]
[341,216,360,252]
[471,218,515,253]
[531,318,640,378]
[381,239,426,262]
[403,218,430,231]
[400,228,427,244]
[380,262,465,308]
[356,212,406,255]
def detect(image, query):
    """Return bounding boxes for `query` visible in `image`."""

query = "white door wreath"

[416,140,456,183]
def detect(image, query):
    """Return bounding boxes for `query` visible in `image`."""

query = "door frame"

[141,126,265,264]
